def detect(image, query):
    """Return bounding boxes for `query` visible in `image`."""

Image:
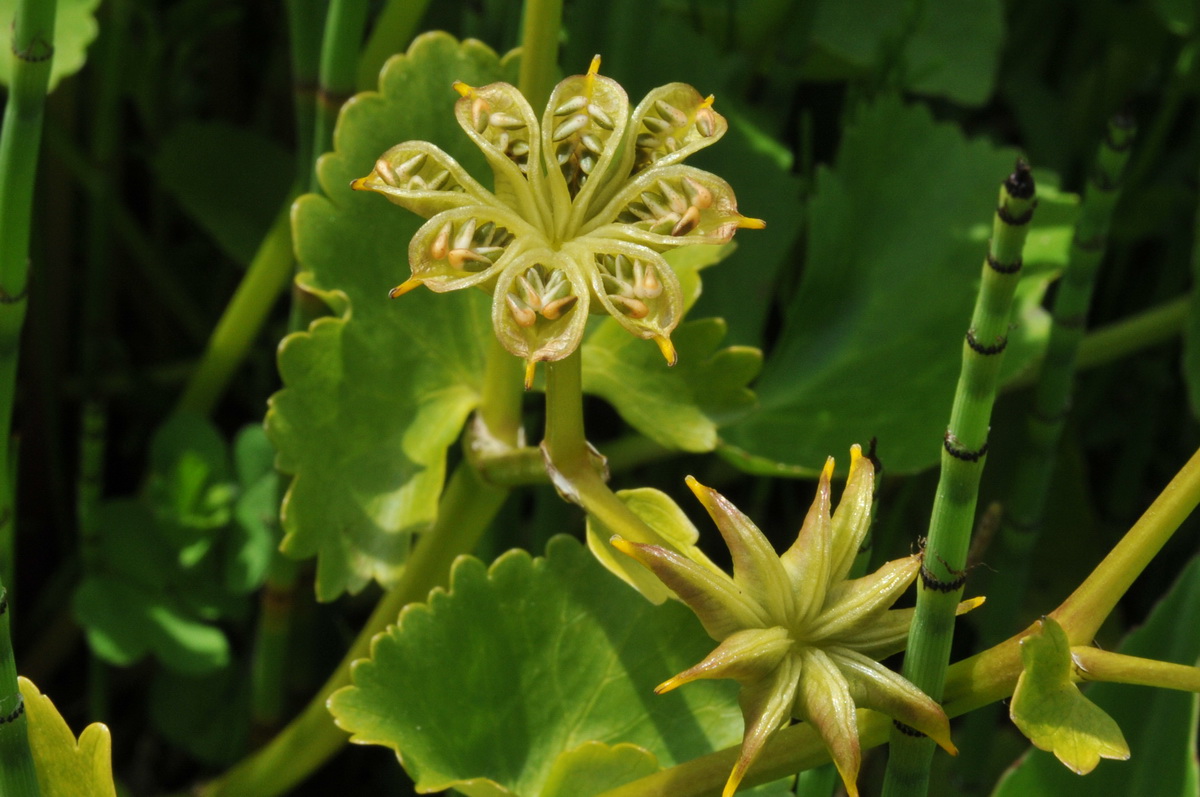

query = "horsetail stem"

[0,589,39,796]
[881,161,1036,797]
[312,0,370,194]
[982,115,1135,648]
[0,0,57,595]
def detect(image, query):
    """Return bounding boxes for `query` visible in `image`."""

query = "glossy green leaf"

[74,574,230,675]
[582,243,760,453]
[993,555,1200,796]
[154,122,293,266]
[583,317,761,453]
[266,33,516,600]
[20,677,116,797]
[541,742,660,797]
[721,97,1076,476]
[0,0,100,92]
[328,536,752,795]
[1009,617,1129,775]
[808,0,1002,106]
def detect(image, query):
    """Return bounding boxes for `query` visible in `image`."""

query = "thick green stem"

[1005,295,1189,392]
[175,206,295,417]
[195,463,506,797]
[287,0,324,190]
[542,353,663,542]
[0,588,38,796]
[881,163,1036,797]
[248,527,298,741]
[981,115,1135,647]
[356,0,434,91]
[1072,648,1200,692]
[0,0,58,596]
[473,0,565,448]
[517,0,563,111]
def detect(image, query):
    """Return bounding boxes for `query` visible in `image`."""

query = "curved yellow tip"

[654,336,678,366]
[452,80,473,97]
[389,278,423,298]
[739,216,767,230]
[524,360,537,391]
[588,54,602,77]
[701,94,715,109]
[683,474,708,503]
[722,767,747,797]
[821,456,835,481]
[350,176,371,191]
[654,675,687,695]
[957,595,986,614]
[849,443,862,469]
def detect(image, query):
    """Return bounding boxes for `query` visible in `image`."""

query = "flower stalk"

[882,162,1037,797]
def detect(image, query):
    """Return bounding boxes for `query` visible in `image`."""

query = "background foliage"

[7,0,1200,795]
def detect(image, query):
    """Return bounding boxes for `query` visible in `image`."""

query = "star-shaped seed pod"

[353,56,763,387]
[612,445,983,797]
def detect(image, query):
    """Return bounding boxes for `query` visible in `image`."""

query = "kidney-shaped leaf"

[266,33,516,600]
[329,536,754,796]
[721,96,1075,476]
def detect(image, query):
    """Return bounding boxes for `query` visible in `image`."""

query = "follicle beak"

[654,336,678,366]
[389,278,423,298]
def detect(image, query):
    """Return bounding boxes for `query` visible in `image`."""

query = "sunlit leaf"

[0,0,100,92]
[994,556,1200,795]
[541,742,660,797]
[1009,617,1129,775]
[328,537,754,795]
[20,677,116,797]
[266,33,516,600]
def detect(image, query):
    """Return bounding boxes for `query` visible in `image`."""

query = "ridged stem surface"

[881,162,1036,797]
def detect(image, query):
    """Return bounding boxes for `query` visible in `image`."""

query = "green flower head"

[353,56,763,387]
[613,446,983,797]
